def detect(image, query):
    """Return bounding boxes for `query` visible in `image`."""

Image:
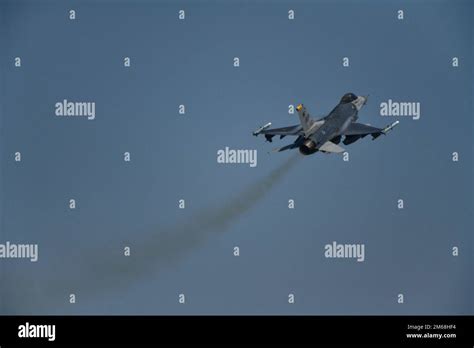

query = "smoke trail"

[89,152,300,285]
[5,153,301,313]
[126,151,301,270]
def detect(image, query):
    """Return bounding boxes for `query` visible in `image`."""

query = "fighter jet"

[253,93,399,155]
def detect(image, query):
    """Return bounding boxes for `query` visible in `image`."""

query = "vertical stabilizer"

[296,104,322,136]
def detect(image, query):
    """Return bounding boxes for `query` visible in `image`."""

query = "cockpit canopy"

[340,93,358,104]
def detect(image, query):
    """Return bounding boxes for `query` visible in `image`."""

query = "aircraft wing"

[343,123,383,136]
[259,124,302,136]
[258,124,303,142]
[343,121,400,143]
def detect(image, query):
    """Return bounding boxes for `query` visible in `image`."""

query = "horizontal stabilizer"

[272,143,297,152]
[319,141,345,153]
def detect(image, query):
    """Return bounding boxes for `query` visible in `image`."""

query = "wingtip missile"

[382,120,400,134]
[373,120,400,140]
[253,122,272,136]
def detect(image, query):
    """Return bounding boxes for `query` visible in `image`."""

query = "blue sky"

[0,0,472,314]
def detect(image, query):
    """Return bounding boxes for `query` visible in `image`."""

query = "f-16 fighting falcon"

[253,93,399,155]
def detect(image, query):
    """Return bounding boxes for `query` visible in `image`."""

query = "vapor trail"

[129,151,301,269]
[90,152,300,284]
[6,153,301,313]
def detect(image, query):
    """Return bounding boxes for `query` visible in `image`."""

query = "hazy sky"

[0,0,472,314]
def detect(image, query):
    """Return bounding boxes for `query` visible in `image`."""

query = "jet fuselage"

[310,103,358,148]
[299,95,366,154]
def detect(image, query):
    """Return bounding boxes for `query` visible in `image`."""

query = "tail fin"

[296,104,315,134]
[296,103,326,137]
